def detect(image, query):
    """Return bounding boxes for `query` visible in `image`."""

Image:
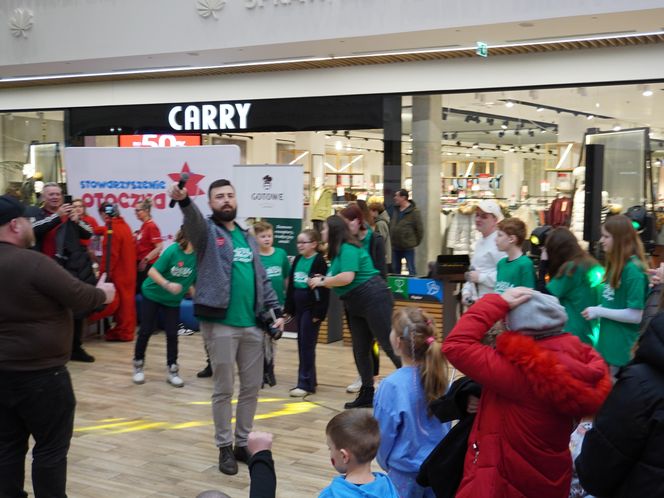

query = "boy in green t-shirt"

[254,220,290,387]
[494,217,536,293]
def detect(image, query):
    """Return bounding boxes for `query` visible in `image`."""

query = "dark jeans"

[71,319,84,352]
[342,276,402,388]
[136,262,153,294]
[392,248,416,275]
[0,366,76,498]
[294,289,322,393]
[134,295,180,366]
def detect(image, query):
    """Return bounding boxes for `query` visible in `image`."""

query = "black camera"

[101,202,119,217]
[262,309,282,340]
[529,225,552,257]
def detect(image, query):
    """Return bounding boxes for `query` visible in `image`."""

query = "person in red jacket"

[89,202,137,341]
[442,288,612,498]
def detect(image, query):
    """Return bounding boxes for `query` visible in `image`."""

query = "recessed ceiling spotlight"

[505,101,515,108]
[501,121,509,129]
[642,87,654,97]
[587,115,594,120]
[536,107,544,112]
[472,143,479,149]
[613,124,622,131]
[595,102,601,108]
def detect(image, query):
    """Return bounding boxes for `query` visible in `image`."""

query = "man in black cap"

[0,194,116,498]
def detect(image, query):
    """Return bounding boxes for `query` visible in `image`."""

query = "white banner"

[233,164,303,219]
[64,146,240,243]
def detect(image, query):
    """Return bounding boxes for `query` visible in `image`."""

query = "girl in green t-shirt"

[540,227,604,346]
[133,229,197,387]
[308,215,402,410]
[582,215,649,369]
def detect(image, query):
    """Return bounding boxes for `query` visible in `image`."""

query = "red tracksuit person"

[89,202,137,341]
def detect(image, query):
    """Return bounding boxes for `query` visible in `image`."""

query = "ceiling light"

[505,101,514,108]
[612,124,622,131]
[595,102,601,108]
[501,121,508,129]
[498,131,505,138]
[514,130,520,136]
[335,141,343,151]
[486,118,494,125]
[536,107,544,112]
[528,130,535,137]
[472,143,479,149]
[642,87,654,97]
[587,115,594,120]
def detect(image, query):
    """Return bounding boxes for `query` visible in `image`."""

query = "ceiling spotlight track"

[498,99,613,120]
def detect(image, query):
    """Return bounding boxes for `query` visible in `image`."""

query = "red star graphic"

[168,162,206,198]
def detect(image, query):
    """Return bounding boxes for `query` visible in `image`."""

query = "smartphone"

[64,194,73,204]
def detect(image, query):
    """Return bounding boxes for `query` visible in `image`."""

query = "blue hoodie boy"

[318,472,399,498]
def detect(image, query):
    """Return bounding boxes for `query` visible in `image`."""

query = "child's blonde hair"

[392,307,450,412]
[253,220,273,235]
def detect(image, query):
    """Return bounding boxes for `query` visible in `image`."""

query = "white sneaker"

[289,387,309,397]
[346,377,362,393]
[132,359,145,385]
[167,364,184,387]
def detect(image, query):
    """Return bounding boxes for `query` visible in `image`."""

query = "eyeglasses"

[296,240,314,244]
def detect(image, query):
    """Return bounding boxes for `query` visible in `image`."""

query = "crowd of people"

[2,181,664,498]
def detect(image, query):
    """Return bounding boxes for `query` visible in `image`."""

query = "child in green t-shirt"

[254,220,290,387]
[494,217,536,293]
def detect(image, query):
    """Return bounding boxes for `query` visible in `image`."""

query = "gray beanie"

[506,291,567,337]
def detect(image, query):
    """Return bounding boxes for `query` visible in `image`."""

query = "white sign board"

[64,146,240,242]
[234,164,304,219]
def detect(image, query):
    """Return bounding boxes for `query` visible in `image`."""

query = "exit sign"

[476,41,488,57]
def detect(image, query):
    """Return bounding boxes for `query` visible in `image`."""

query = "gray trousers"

[201,322,264,448]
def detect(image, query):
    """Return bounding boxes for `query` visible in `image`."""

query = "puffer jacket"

[390,201,423,250]
[576,311,664,498]
[442,294,612,498]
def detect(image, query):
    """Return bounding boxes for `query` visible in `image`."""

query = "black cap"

[0,195,27,225]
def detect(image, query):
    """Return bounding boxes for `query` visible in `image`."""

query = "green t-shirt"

[259,247,290,305]
[596,257,648,366]
[328,242,379,297]
[293,254,316,289]
[220,227,256,328]
[141,243,197,307]
[547,262,605,346]
[495,254,536,293]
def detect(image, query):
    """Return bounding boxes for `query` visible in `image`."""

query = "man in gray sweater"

[0,194,115,498]
[169,179,284,476]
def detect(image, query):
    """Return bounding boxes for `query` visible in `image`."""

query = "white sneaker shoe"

[346,377,362,393]
[289,387,310,397]
[132,359,145,385]
[167,364,184,387]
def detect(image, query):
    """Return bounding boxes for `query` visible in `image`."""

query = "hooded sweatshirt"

[442,293,611,498]
[318,472,399,498]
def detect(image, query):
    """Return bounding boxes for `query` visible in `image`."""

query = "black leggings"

[342,276,401,388]
[134,295,180,366]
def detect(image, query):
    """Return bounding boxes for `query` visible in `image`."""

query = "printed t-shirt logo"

[265,266,282,278]
[294,271,308,285]
[234,247,253,263]
[170,265,193,278]
[602,285,615,302]
[495,281,512,293]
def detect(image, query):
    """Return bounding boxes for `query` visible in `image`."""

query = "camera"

[529,225,552,257]
[262,308,283,340]
[101,202,119,217]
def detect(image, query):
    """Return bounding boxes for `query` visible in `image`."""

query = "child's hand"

[247,431,273,456]
[165,282,183,295]
[500,287,533,309]
[582,306,600,320]
[466,395,480,414]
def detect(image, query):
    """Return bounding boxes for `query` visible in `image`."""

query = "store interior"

[2,82,664,238]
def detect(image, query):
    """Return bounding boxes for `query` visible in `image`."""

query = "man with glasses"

[32,182,98,362]
[0,194,115,498]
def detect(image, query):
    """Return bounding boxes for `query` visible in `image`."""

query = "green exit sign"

[476,41,488,57]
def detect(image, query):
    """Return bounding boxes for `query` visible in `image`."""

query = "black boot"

[197,359,212,378]
[344,386,374,409]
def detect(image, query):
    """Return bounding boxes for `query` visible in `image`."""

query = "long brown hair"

[603,214,648,289]
[325,215,360,260]
[392,307,450,414]
[545,227,598,278]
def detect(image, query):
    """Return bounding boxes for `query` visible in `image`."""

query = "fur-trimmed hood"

[496,331,612,418]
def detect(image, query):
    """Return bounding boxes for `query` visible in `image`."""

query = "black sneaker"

[344,386,374,409]
[233,445,250,465]
[197,363,212,378]
[218,445,238,475]
[70,348,95,363]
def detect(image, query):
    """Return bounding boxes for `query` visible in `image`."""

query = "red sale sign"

[119,134,201,148]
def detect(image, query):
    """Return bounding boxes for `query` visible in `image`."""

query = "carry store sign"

[387,276,443,303]
[64,146,240,243]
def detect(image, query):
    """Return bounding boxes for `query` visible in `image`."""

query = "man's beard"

[212,206,236,224]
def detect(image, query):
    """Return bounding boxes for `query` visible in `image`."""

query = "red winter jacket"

[442,294,611,498]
